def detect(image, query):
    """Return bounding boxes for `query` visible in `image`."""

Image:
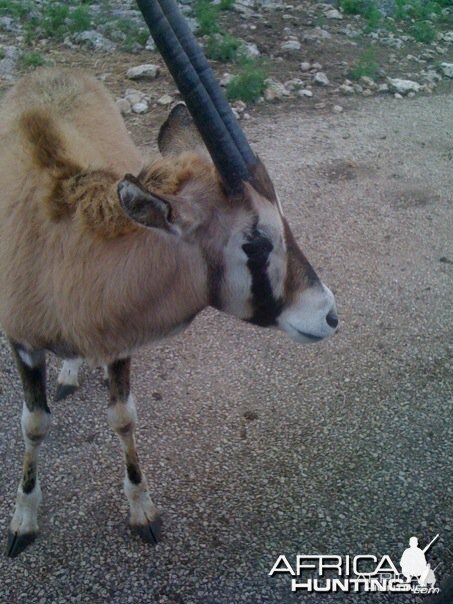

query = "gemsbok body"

[0,0,337,557]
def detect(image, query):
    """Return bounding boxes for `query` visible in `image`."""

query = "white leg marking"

[10,483,42,535]
[57,358,83,387]
[124,476,159,526]
[107,395,159,525]
[10,404,50,536]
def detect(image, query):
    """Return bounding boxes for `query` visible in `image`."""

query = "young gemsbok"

[0,0,338,557]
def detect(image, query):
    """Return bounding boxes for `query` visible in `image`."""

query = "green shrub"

[206,33,242,63]
[220,0,235,9]
[410,21,437,43]
[226,61,267,103]
[194,0,220,35]
[349,49,380,80]
[20,50,47,68]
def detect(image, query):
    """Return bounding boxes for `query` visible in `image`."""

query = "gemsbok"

[0,0,338,557]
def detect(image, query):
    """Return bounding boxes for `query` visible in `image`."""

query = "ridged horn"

[135,0,256,194]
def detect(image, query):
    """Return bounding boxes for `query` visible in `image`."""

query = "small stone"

[388,78,421,95]
[145,36,156,51]
[157,94,173,106]
[232,100,247,113]
[116,99,131,115]
[220,72,234,87]
[407,91,416,98]
[311,62,323,70]
[284,78,304,91]
[281,39,301,51]
[300,61,311,72]
[127,64,160,80]
[339,84,354,95]
[73,31,116,52]
[297,88,313,98]
[360,76,376,89]
[378,83,389,93]
[264,78,290,101]
[313,72,330,86]
[439,62,453,78]
[243,42,260,58]
[125,91,144,106]
[333,105,343,113]
[325,9,343,20]
[132,101,149,114]
[394,93,403,99]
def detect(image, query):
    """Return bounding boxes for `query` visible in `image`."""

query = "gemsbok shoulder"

[0,0,338,557]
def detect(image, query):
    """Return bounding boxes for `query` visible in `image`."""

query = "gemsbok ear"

[158,103,205,156]
[118,174,174,232]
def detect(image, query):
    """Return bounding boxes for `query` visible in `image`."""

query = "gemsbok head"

[0,0,337,557]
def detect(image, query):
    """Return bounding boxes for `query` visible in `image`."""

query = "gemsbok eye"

[242,235,273,262]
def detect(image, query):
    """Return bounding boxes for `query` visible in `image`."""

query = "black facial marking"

[243,227,283,326]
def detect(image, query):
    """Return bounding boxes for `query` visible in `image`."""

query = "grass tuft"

[349,49,380,80]
[226,61,267,103]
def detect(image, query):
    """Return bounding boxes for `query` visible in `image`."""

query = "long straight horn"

[135,0,254,194]
[156,0,258,170]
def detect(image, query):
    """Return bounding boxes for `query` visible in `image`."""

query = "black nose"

[326,311,338,329]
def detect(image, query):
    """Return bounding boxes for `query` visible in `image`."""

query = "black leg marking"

[108,357,162,545]
[7,340,49,557]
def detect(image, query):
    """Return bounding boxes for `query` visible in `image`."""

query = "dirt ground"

[0,82,451,603]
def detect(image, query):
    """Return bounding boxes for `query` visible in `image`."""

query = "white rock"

[300,61,311,72]
[264,78,290,101]
[378,83,389,93]
[243,42,260,58]
[297,89,313,97]
[157,94,173,106]
[145,36,156,51]
[339,84,355,95]
[127,64,160,80]
[73,31,116,52]
[220,72,234,87]
[333,105,343,113]
[311,62,323,70]
[132,101,149,114]
[439,62,453,78]
[387,77,421,94]
[125,92,145,106]
[325,9,343,20]
[313,72,330,86]
[394,93,403,99]
[281,39,301,51]
[285,78,304,91]
[116,99,131,115]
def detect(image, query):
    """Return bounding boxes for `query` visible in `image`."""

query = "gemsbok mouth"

[290,328,325,342]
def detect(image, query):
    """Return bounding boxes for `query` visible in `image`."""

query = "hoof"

[54,383,78,402]
[6,530,37,558]
[131,515,163,545]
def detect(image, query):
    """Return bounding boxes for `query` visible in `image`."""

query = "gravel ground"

[0,93,452,604]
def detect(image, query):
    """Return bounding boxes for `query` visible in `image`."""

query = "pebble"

[300,61,311,72]
[264,78,290,101]
[313,72,330,86]
[325,9,343,20]
[394,93,403,99]
[132,101,149,114]
[298,88,313,98]
[439,62,453,78]
[127,64,160,80]
[388,78,421,95]
[333,105,343,113]
[281,39,301,51]
[157,94,173,106]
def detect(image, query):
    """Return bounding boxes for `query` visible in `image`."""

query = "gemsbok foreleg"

[7,342,50,557]
[107,358,162,544]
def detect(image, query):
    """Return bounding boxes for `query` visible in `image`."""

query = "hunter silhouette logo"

[400,534,439,587]
[269,533,441,594]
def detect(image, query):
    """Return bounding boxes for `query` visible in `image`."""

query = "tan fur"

[0,68,209,363]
